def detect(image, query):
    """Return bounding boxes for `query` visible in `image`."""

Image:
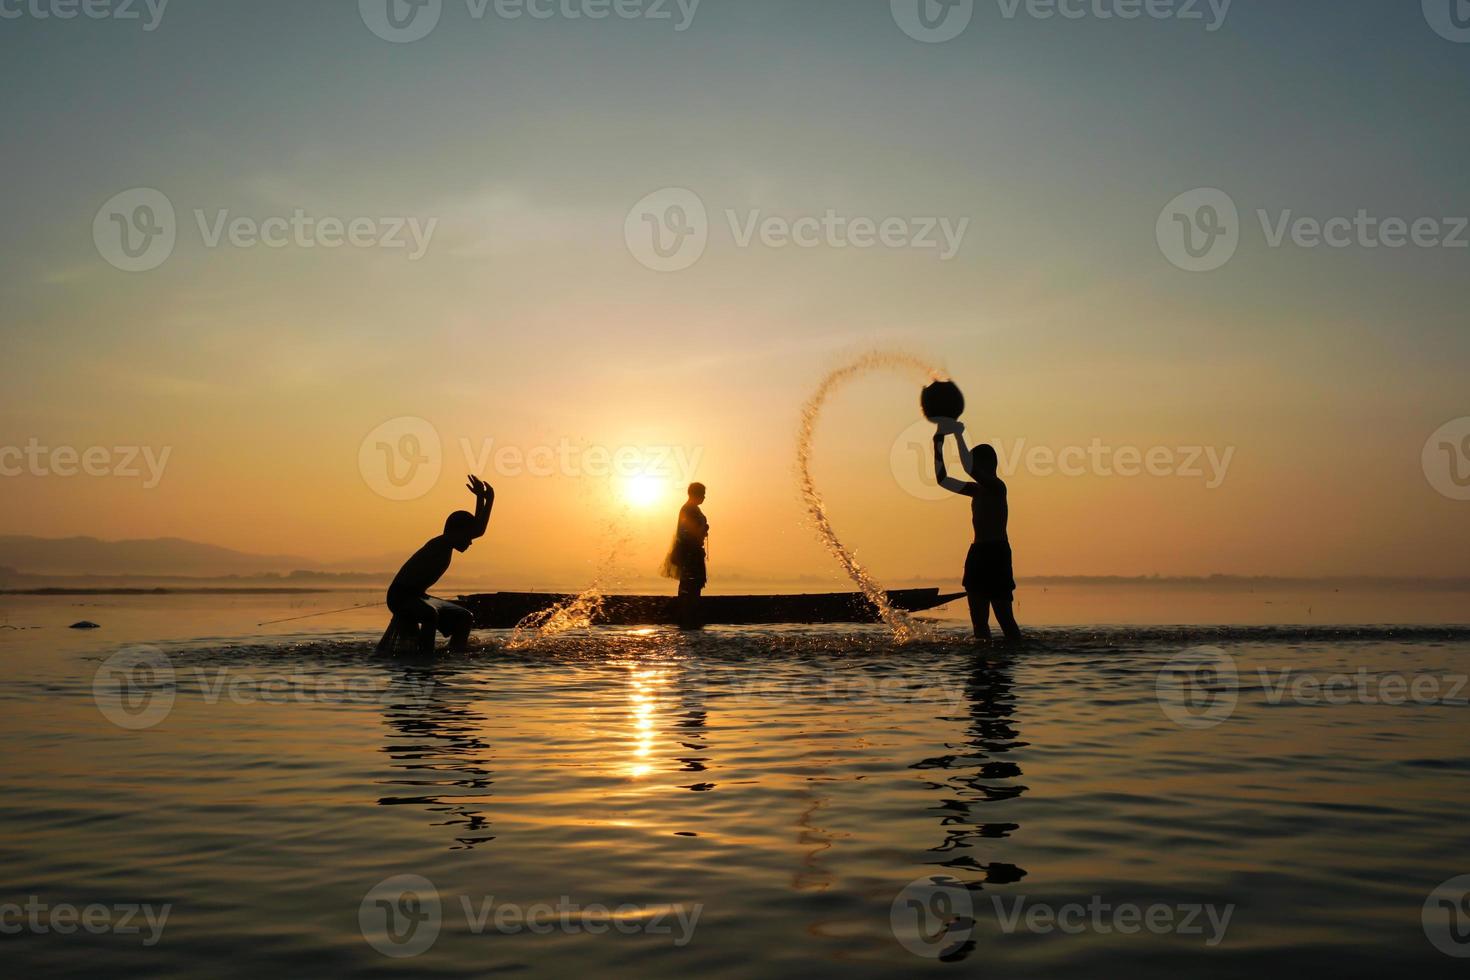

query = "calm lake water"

[3,590,1469,978]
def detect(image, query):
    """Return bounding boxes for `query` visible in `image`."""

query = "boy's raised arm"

[933,431,974,495]
[951,429,976,476]
[466,475,495,539]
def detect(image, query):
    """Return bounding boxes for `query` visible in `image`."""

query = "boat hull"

[455,588,965,629]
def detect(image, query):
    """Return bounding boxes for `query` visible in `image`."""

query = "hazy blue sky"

[1,0,1467,582]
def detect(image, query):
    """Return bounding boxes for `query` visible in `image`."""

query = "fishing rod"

[257,602,382,627]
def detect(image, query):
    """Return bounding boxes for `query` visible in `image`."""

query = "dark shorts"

[387,594,474,636]
[964,541,1016,602]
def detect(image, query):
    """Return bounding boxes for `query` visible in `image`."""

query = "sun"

[622,474,668,509]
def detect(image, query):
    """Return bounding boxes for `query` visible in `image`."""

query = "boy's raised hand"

[466,474,494,500]
[933,418,965,437]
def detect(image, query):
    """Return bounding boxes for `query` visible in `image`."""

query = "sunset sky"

[2,0,1467,586]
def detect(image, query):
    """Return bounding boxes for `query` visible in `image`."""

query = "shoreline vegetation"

[2,575,1468,598]
[0,587,336,596]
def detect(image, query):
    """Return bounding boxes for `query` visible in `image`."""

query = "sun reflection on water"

[624,664,671,779]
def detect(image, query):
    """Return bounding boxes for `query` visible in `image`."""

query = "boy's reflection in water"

[376,663,495,850]
[913,653,1028,886]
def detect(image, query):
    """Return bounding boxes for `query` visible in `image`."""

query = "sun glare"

[622,474,668,509]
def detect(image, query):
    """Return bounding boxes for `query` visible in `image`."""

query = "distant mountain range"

[0,535,1464,590]
[0,535,381,578]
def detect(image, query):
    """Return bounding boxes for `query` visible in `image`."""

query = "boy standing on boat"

[662,482,709,629]
[933,424,1022,643]
[385,475,495,654]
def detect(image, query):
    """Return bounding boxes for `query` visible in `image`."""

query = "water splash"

[797,351,943,643]
[506,508,635,649]
[506,586,607,649]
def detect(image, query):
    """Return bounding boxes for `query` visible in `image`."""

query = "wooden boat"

[454,588,966,629]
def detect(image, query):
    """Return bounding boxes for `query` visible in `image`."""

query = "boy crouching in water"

[385,475,494,654]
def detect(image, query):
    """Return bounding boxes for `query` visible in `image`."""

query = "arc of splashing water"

[797,351,943,644]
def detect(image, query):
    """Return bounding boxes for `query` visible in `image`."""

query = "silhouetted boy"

[386,475,494,654]
[933,423,1022,642]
